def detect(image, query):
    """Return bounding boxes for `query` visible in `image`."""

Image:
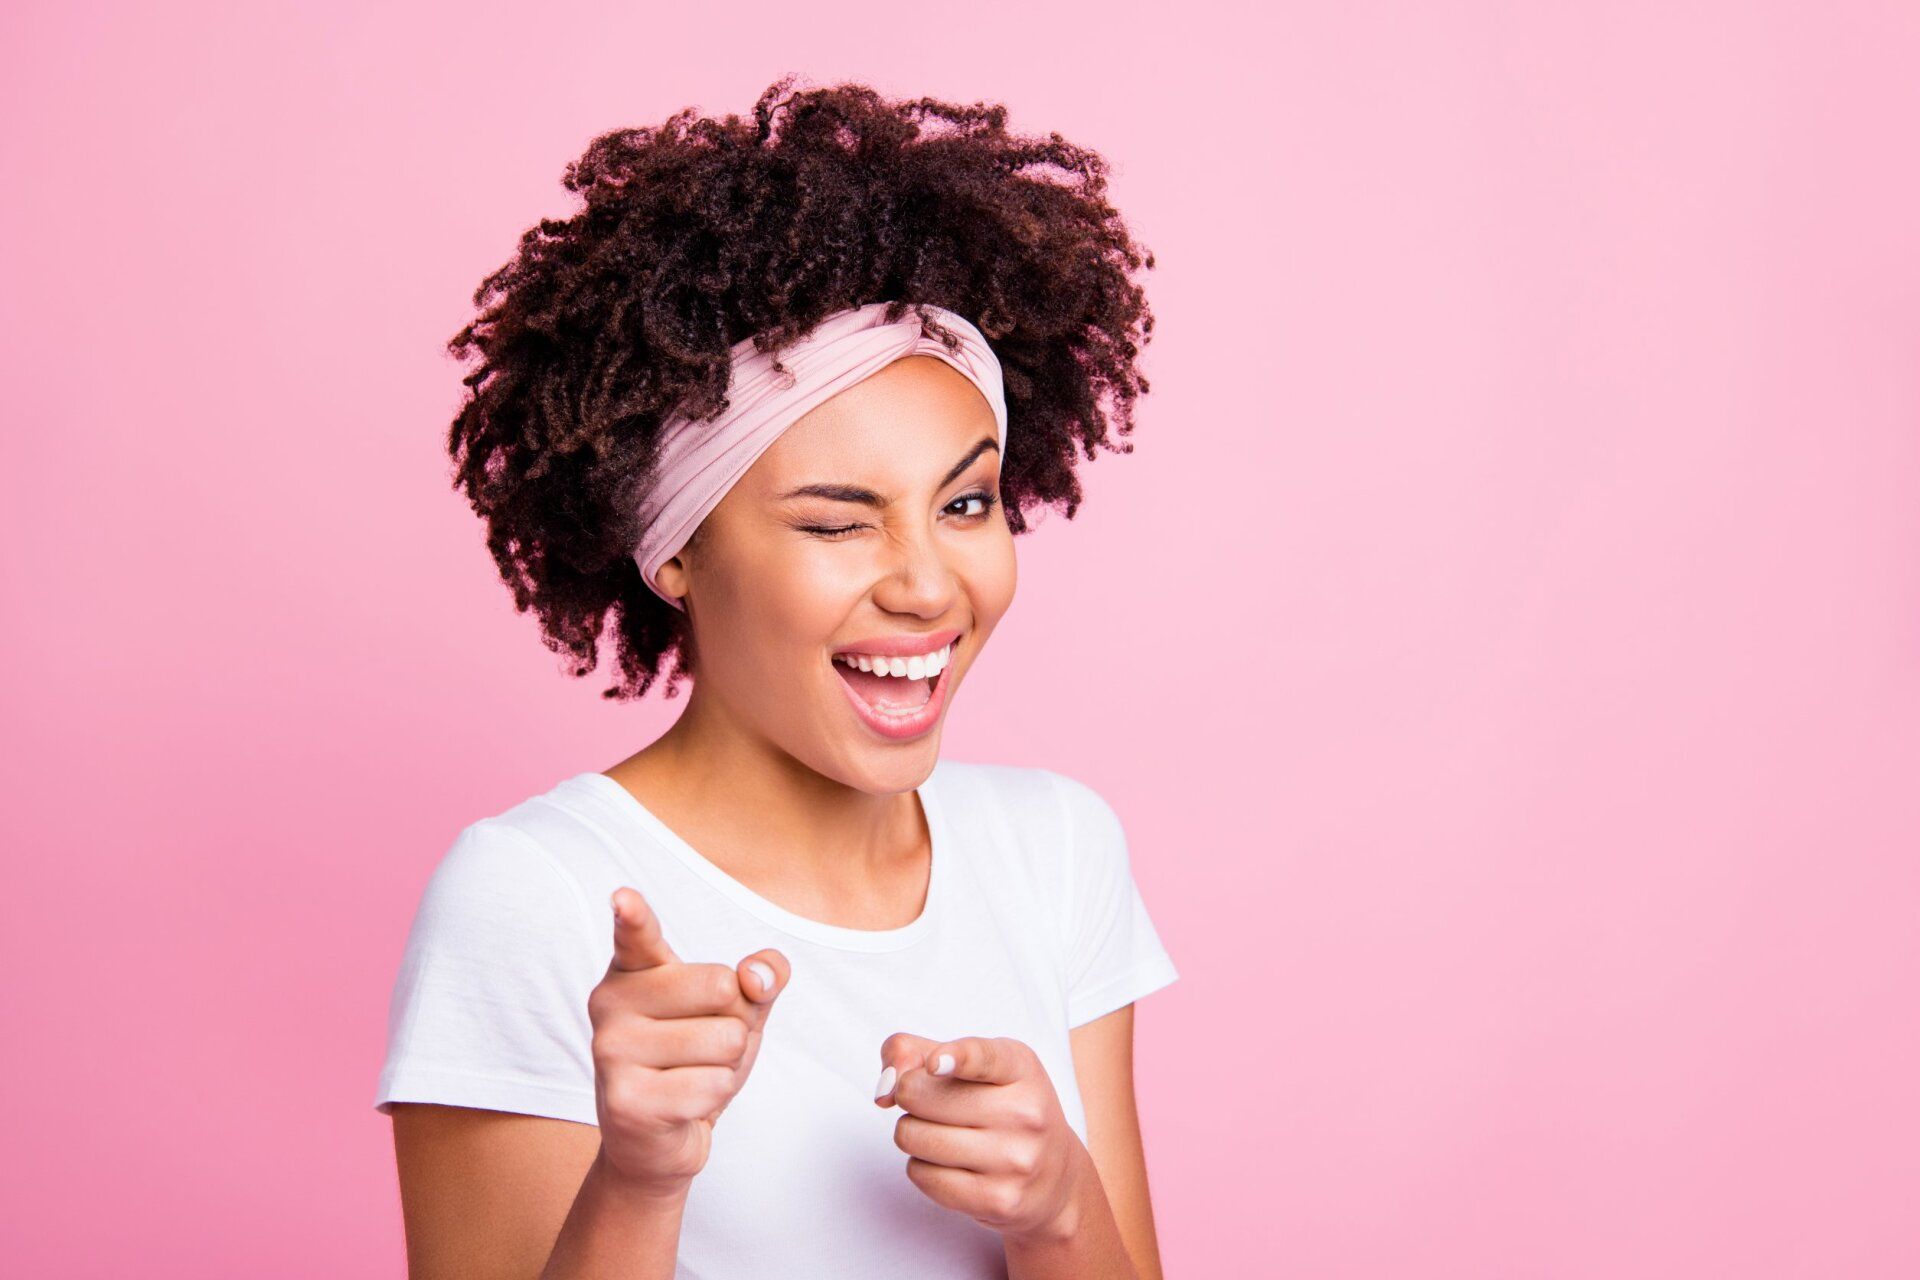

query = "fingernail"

[873,1064,896,1100]
[748,960,775,994]
[932,1051,955,1076]
[609,892,621,921]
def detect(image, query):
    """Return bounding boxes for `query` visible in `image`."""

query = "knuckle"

[590,1022,633,1069]
[603,1074,647,1120]
[590,1034,618,1074]
[702,965,737,1006]
[694,1064,736,1111]
[989,1181,1023,1222]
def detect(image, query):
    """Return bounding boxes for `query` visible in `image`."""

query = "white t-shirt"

[374,757,1178,1278]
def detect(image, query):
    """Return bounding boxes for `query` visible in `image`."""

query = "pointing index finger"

[608,886,679,972]
[925,1035,1024,1085]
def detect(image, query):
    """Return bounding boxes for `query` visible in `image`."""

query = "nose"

[869,517,960,619]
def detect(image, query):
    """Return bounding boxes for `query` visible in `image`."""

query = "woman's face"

[656,355,1016,792]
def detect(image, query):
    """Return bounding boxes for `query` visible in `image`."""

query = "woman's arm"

[992,1002,1167,1279]
[540,1147,692,1279]
[998,1137,1144,1280]
[390,1103,686,1280]
[1065,1003,1167,1280]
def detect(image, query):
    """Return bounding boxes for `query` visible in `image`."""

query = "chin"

[823,671,953,793]
[850,747,942,795]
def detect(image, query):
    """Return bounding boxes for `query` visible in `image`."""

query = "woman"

[376,77,1178,1279]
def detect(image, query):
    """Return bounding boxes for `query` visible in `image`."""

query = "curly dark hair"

[444,75,1156,701]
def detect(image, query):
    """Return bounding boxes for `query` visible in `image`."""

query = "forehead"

[743,355,999,489]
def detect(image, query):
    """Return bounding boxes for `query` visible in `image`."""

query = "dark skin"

[392,358,1167,1277]
[442,77,1155,705]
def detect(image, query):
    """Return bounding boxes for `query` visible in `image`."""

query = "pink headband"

[630,300,1009,611]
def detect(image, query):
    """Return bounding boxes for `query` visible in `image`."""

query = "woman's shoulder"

[921,759,1121,882]
[413,773,633,925]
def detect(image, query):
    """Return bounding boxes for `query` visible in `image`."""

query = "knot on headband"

[630,300,1009,612]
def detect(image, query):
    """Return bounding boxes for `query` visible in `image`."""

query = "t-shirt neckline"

[565,765,948,953]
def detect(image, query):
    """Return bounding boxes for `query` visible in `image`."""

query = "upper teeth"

[835,643,952,680]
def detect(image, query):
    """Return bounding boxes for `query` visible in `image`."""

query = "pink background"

[4,2,1917,1275]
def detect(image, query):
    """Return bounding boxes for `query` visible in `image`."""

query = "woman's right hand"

[588,885,789,1196]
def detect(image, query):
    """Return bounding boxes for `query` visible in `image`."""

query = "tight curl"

[445,76,1155,701]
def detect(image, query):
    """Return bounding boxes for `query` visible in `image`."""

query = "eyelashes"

[800,490,1000,540]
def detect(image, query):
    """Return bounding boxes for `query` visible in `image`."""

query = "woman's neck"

[605,697,929,892]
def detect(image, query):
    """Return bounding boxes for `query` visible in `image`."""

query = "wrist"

[591,1149,693,1205]
[1014,1197,1082,1247]
[1004,1142,1093,1247]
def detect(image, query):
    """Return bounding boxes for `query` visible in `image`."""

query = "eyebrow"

[776,437,1000,507]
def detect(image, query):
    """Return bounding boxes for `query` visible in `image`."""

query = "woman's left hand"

[873,1032,1092,1243]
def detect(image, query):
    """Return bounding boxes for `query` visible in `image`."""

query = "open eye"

[947,490,1000,521]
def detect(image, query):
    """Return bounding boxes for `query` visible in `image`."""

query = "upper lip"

[831,627,964,658]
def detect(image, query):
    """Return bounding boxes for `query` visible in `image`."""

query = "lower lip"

[831,653,954,741]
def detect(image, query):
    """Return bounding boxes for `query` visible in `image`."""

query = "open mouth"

[830,641,952,717]
[827,635,963,740]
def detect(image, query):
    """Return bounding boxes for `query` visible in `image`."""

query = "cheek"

[693,542,843,674]
[783,540,879,603]
[959,526,1018,624]
[738,565,847,660]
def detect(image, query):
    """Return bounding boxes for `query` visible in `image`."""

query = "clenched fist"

[588,885,790,1196]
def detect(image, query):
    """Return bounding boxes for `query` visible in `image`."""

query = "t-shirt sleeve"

[1049,770,1181,1028]
[373,818,604,1126]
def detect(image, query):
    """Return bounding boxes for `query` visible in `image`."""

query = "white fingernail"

[748,960,775,994]
[932,1052,955,1076]
[874,1064,896,1099]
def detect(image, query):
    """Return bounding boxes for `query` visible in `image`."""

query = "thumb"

[608,886,680,972]
[701,948,791,1130]
[735,947,790,1026]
